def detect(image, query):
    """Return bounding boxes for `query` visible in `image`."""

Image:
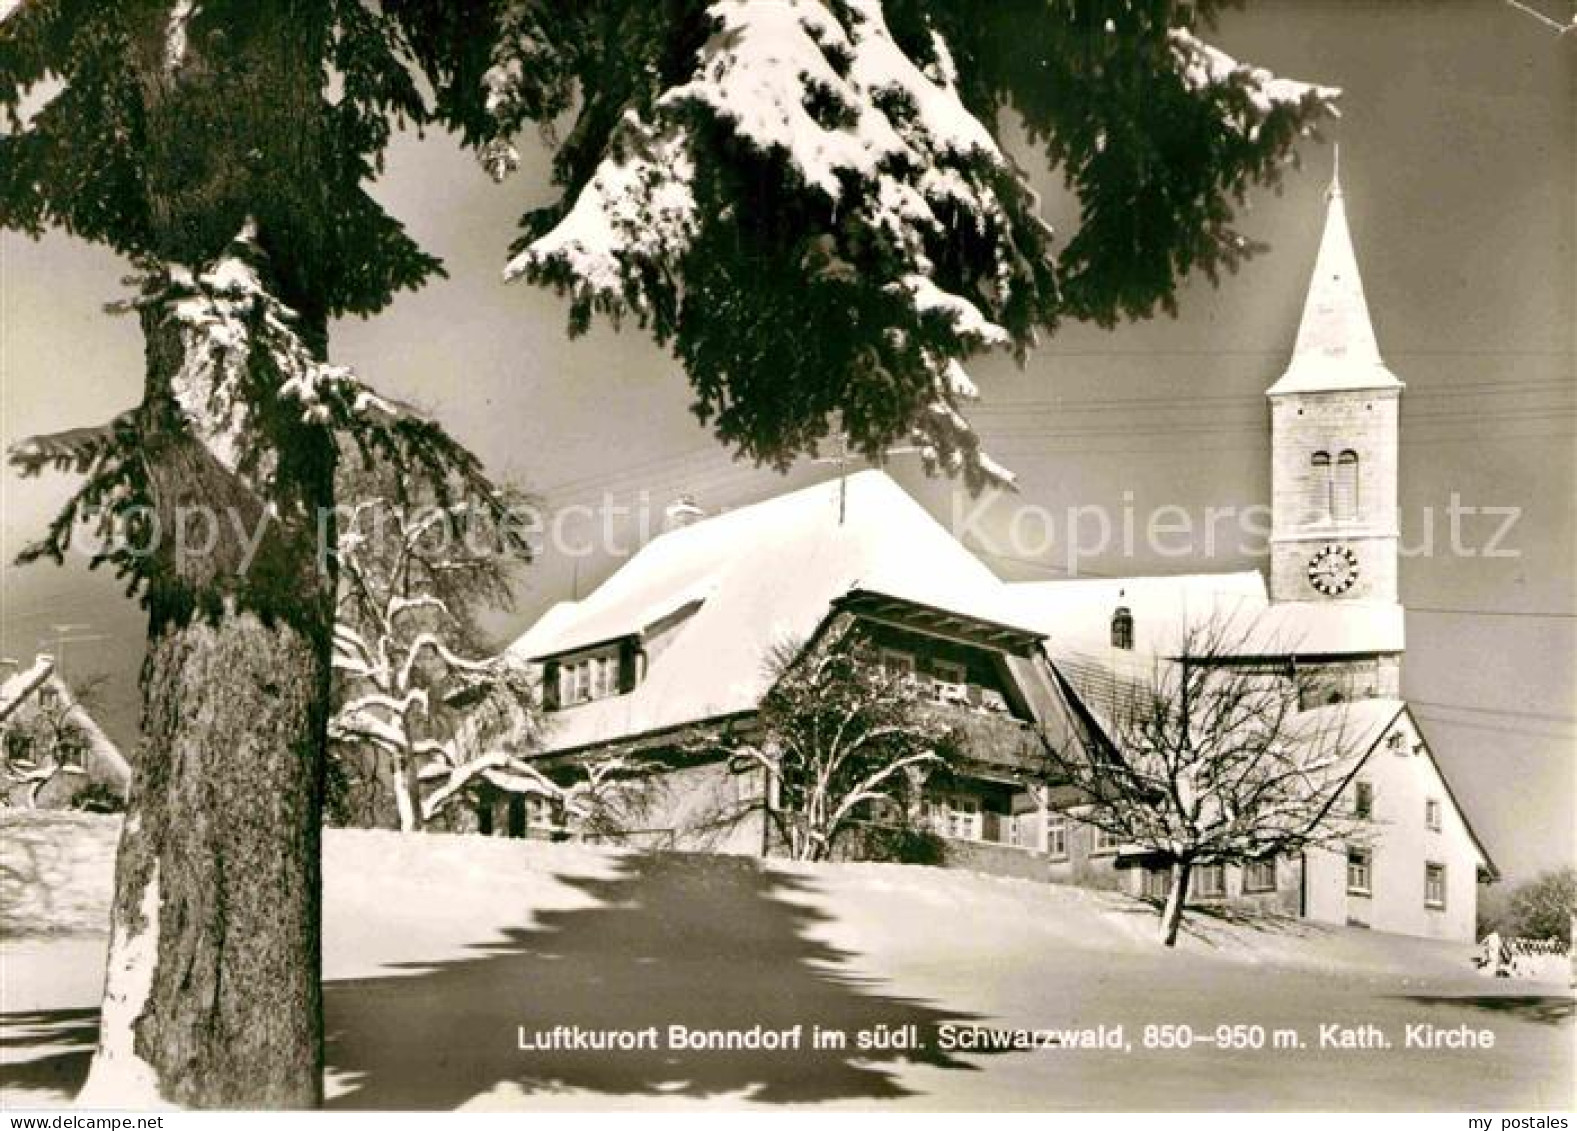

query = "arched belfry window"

[1309,451,1332,522]
[1334,450,1360,521]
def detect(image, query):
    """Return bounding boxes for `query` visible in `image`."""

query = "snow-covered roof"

[1267,169,1404,397]
[1045,642,1164,736]
[0,655,131,790]
[507,599,581,660]
[1284,695,1404,750]
[511,471,1025,753]
[1229,600,1405,657]
[1011,572,1268,654]
[0,655,57,725]
[1010,573,1403,659]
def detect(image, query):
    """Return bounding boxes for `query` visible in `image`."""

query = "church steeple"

[1267,150,1403,397]
[1266,155,1403,614]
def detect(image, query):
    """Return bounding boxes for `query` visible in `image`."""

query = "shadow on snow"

[321,851,1002,1108]
[1388,993,1575,1027]
[1,853,1005,1109]
[0,1007,97,1099]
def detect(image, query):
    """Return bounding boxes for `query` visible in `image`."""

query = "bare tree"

[329,463,534,831]
[2,674,109,809]
[700,628,961,862]
[1045,620,1364,946]
[424,744,649,838]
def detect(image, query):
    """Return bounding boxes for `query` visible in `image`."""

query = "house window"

[1425,799,1442,832]
[1353,780,1373,819]
[927,659,968,705]
[1346,847,1372,895]
[589,654,614,699]
[38,687,59,710]
[556,649,624,708]
[4,732,34,766]
[1424,863,1447,910]
[525,794,558,830]
[923,793,981,841]
[1194,863,1226,899]
[57,739,87,771]
[1045,814,1069,860]
[1244,857,1278,893]
[879,648,916,677]
[945,795,981,841]
[1142,866,1171,901]
[1091,826,1123,854]
[1334,450,1360,521]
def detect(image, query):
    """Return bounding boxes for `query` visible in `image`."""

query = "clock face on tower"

[1307,543,1360,596]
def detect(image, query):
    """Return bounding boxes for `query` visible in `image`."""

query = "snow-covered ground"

[2,814,1571,1110]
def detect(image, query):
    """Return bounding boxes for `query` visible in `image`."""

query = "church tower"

[1268,159,1402,608]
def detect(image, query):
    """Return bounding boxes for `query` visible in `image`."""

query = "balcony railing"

[924,704,1046,772]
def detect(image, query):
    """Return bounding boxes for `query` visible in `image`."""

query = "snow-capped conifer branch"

[456,1,1342,494]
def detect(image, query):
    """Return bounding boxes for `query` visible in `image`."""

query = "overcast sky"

[2,0,1572,882]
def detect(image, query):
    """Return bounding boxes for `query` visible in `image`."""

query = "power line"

[967,378,1575,414]
[1408,698,1576,725]
[1408,606,1577,620]
[1409,709,1576,741]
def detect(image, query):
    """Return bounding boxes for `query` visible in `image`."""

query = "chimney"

[663,495,706,532]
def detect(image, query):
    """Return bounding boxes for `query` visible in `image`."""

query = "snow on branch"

[507,0,1030,491]
[1167,29,1341,141]
[8,221,502,587]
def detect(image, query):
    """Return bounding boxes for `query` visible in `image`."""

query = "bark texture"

[85,613,327,1108]
[82,5,337,1107]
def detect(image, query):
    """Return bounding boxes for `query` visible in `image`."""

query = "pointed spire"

[1268,151,1403,396]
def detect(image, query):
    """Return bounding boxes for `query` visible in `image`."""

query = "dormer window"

[544,642,635,710]
[1110,601,1134,650]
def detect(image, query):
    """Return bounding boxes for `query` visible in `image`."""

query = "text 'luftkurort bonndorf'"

[515,1023,1128,1054]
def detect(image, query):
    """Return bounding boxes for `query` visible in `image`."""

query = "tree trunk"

[1160,860,1193,947]
[79,9,339,1105]
[80,613,327,1109]
[392,759,423,833]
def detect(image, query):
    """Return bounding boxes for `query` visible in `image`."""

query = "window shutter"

[542,660,560,711]
[617,639,639,694]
